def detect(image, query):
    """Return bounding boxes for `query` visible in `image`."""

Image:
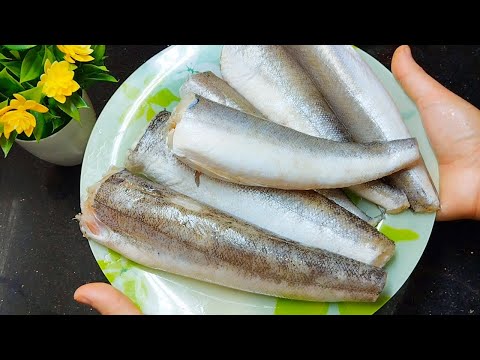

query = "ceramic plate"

[80,45,438,315]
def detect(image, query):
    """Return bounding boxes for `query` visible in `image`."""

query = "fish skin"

[126,111,395,267]
[181,71,375,221]
[180,71,264,117]
[286,45,440,212]
[348,181,409,215]
[220,45,410,214]
[168,94,420,190]
[221,44,346,140]
[78,169,387,302]
[315,189,380,226]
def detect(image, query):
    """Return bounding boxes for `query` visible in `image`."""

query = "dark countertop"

[0,45,478,315]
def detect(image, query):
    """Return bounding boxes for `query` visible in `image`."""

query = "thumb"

[391,45,452,107]
[74,282,142,315]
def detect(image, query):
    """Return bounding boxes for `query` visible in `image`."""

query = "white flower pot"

[15,91,96,166]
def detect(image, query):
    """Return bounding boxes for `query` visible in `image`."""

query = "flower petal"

[0,105,13,117]
[75,45,93,55]
[13,93,26,103]
[24,125,34,137]
[64,54,75,63]
[10,99,21,108]
[72,81,80,92]
[25,112,36,128]
[36,58,82,103]
[72,53,94,62]
[3,123,13,139]
[54,94,66,103]
[30,103,49,113]
[24,100,37,109]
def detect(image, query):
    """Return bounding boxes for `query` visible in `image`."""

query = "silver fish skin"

[126,111,395,267]
[180,71,264,117]
[220,45,410,214]
[315,189,380,226]
[348,182,409,215]
[168,94,420,190]
[286,45,440,212]
[78,169,387,302]
[221,44,347,140]
[181,71,375,221]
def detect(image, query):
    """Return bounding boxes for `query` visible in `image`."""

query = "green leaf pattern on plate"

[97,249,148,309]
[275,299,329,315]
[118,84,180,124]
[379,224,419,242]
[338,295,391,315]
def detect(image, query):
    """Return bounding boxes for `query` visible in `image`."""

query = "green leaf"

[32,112,45,142]
[44,110,60,120]
[9,50,21,60]
[91,45,105,62]
[44,111,64,132]
[56,98,80,121]
[82,63,108,72]
[18,86,43,102]
[0,68,24,96]
[0,99,7,108]
[0,60,22,77]
[4,45,37,51]
[70,92,88,109]
[20,46,45,83]
[53,46,66,62]
[74,61,116,89]
[74,64,109,83]
[84,72,117,82]
[48,97,57,108]
[52,116,65,131]
[0,132,17,157]
[0,53,11,60]
[44,46,55,63]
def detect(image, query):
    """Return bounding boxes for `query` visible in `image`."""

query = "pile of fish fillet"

[78,45,440,303]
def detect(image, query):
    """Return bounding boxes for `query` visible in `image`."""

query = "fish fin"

[194,170,202,187]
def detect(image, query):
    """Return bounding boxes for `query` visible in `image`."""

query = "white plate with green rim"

[80,45,438,315]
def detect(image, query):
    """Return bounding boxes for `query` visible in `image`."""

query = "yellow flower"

[57,45,94,63]
[0,94,48,139]
[37,60,80,103]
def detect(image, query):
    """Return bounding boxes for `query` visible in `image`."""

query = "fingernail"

[402,45,412,58]
[74,293,91,306]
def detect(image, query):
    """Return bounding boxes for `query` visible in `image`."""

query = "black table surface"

[0,45,478,315]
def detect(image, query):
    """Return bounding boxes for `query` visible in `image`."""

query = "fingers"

[74,283,142,315]
[391,45,450,107]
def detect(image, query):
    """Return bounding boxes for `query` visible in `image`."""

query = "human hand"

[392,45,480,221]
[74,282,142,315]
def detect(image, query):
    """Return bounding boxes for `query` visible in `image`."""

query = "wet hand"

[392,45,480,221]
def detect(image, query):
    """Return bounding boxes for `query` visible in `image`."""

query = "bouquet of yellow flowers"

[0,45,117,157]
